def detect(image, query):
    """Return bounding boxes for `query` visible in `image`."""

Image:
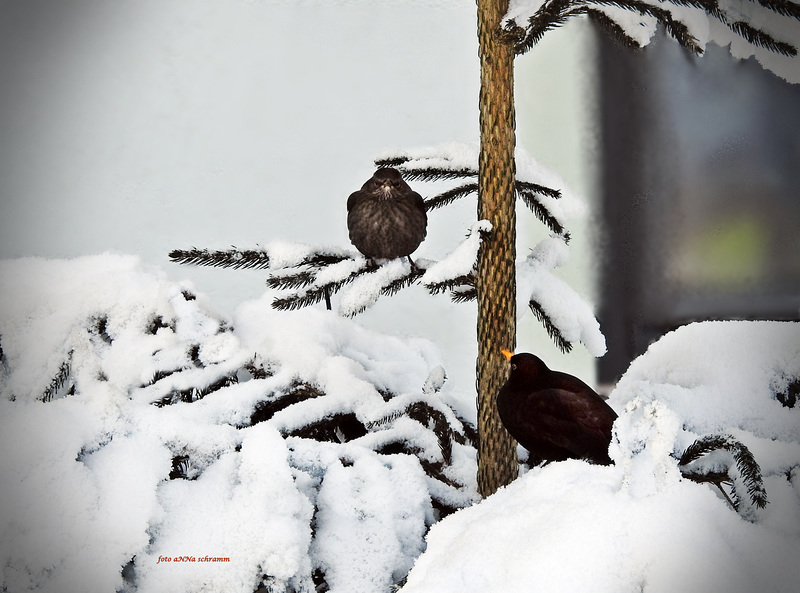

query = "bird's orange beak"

[501,349,514,361]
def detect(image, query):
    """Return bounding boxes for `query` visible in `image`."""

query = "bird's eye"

[511,364,516,371]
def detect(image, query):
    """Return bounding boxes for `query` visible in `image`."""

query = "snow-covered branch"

[679,433,769,518]
[502,0,800,82]
[517,237,607,356]
[0,256,480,592]
[171,143,602,354]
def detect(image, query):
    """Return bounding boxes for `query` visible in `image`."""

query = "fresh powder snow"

[0,255,478,593]
[2,256,799,592]
[401,321,800,593]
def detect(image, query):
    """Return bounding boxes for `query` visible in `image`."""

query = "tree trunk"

[475,0,519,497]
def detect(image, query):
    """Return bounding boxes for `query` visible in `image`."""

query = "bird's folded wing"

[517,388,612,456]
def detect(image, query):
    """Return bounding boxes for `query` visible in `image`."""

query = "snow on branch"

[337,258,424,317]
[501,0,800,78]
[171,143,598,352]
[0,256,482,592]
[376,142,584,243]
[679,433,769,518]
[41,352,74,402]
[420,221,491,302]
[168,247,273,270]
[517,237,607,356]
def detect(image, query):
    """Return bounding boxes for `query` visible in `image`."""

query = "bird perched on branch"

[347,168,427,262]
[497,350,617,465]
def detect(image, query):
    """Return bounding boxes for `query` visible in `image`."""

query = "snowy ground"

[1,255,799,593]
[403,321,800,593]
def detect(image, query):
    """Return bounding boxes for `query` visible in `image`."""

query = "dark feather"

[497,352,617,465]
[347,168,428,260]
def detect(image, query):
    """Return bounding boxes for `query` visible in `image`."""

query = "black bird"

[497,350,617,465]
[347,168,427,261]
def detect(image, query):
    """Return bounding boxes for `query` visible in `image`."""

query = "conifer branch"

[517,187,570,239]
[381,266,427,297]
[424,183,480,211]
[501,0,585,54]
[516,180,562,200]
[388,167,478,182]
[775,377,799,408]
[755,0,800,19]
[374,155,411,168]
[169,247,272,270]
[451,286,478,303]
[425,274,476,296]
[529,301,574,353]
[586,8,643,49]
[679,434,768,513]
[727,20,797,55]
[587,0,704,53]
[153,371,240,407]
[502,0,798,57]
[41,352,73,402]
[266,270,316,291]
[272,267,365,311]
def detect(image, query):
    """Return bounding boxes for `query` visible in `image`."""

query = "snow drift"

[0,255,478,593]
[401,321,800,593]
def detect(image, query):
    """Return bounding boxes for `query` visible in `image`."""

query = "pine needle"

[728,20,797,56]
[529,301,574,353]
[424,274,475,296]
[41,353,73,402]
[393,167,477,182]
[374,156,411,168]
[271,271,363,311]
[169,247,272,270]
[424,182,479,211]
[755,0,800,20]
[516,180,562,200]
[517,188,570,239]
[381,266,426,297]
[266,270,316,290]
[586,8,644,50]
[679,434,768,512]
[451,287,477,303]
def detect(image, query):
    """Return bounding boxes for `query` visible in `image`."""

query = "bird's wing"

[516,388,615,457]
[410,190,426,212]
[347,191,363,212]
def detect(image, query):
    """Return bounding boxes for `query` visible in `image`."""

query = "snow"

[0,255,477,593]
[503,0,800,83]
[339,258,411,318]
[377,141,587,226]
[420,220,491,287]
[373,141,600,354]
[2,256,799,593]
[592,6,659,47]
[402,320,800,593]
[517,236,607,356]
[503,0,548,28]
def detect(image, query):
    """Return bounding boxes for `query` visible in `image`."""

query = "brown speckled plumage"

[346,168,427,260]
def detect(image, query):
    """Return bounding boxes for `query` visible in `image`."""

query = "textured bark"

[476,0,519,497]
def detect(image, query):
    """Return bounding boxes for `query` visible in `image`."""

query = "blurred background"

[1,0,798,398]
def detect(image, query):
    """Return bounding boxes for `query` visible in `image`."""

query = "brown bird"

[346,168,427,261]
[497,350,617,465]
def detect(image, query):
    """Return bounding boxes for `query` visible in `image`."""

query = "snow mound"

[0,255,478,593]
[401,321,800,593]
